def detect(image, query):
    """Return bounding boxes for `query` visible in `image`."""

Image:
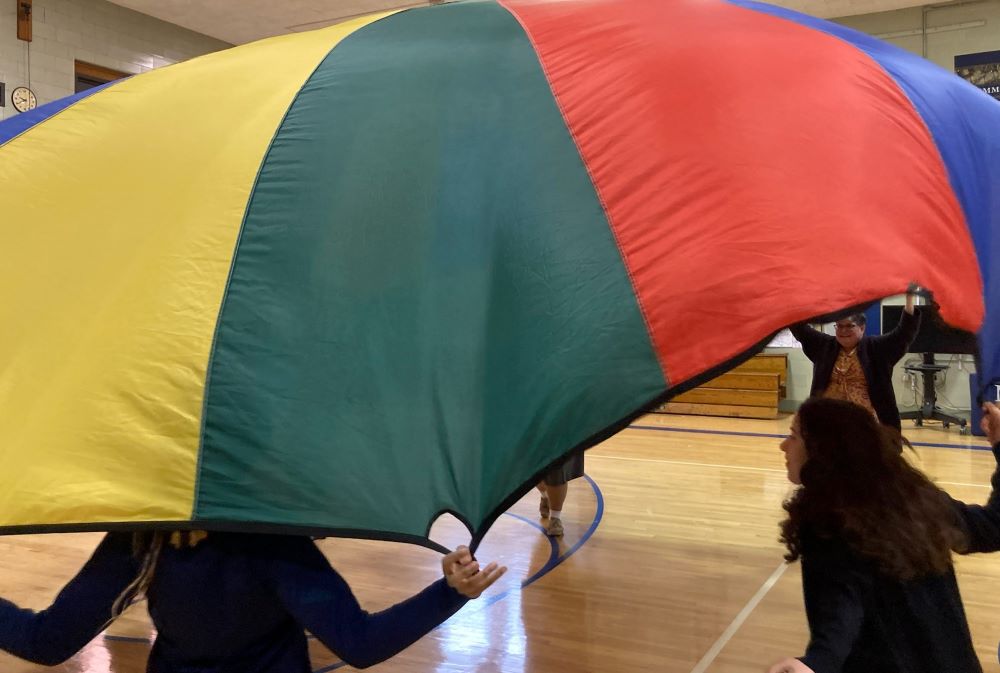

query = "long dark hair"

[110,530,208,618]
[780,398,965,580]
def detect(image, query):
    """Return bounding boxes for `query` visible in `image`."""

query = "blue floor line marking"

[628,424,993,451]
[100,477,605,673]
[504,511,549,535]
[554,474,605,568]
[457,475,604,614]
[502,512,561,590]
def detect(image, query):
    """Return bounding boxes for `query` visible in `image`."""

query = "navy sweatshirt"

[0,533,468,672]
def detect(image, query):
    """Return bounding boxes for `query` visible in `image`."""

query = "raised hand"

[982,401,1000,446]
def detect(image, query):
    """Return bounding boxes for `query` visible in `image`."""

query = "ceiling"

[107,0,930,46]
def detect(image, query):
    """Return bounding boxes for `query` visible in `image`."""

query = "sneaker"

[546,518,564,537]
[539,496,550,518]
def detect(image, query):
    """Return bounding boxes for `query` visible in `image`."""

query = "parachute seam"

[495,0,671,389]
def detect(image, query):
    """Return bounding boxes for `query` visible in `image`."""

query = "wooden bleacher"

[654,353,788,419]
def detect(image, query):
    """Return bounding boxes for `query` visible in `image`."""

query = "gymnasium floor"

[1,412,996,673]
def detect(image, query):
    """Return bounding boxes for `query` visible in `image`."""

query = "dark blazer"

[790,310,920,430]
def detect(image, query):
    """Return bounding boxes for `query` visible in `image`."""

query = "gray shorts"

[543,451,585,486]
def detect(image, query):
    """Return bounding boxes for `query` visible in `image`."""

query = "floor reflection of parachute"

[0,0,997,551]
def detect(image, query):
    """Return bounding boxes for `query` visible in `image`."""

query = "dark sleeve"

[789,323,831,363]
[268,538,469,669]
[797,535,872,673]
[0,533,141,665]
[868,308,920,365]
[951,443,1000,554]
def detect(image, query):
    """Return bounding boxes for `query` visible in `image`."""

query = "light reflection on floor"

[439,579,527,661]
[72,644,110,673]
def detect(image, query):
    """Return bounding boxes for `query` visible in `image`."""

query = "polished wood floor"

[1,413,997,673]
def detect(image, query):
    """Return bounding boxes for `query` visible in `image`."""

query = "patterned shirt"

[822,348,877,419]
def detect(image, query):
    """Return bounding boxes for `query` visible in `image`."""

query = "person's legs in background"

[537,452,584,537]
[537,481,568,537]
[537,482,550,518]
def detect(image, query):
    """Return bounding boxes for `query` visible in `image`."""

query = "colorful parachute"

[1,0,997,549]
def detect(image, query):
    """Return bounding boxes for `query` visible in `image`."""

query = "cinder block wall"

[0,0,229,119]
